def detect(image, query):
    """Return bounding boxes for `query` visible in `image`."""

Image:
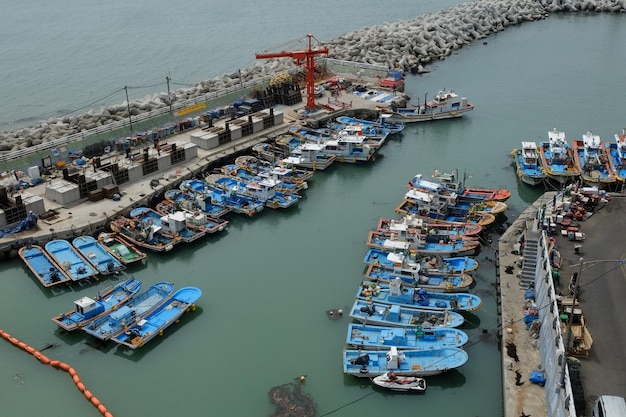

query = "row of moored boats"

[513,128,626,188]
[342,169,511,392]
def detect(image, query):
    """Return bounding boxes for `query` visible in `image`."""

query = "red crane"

[255,34,329,111]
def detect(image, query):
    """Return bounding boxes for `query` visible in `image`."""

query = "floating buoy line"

[0,328,114,417]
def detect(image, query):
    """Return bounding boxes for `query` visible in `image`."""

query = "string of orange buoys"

[0,328,114,417]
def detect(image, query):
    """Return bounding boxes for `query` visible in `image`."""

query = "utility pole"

[124,86,133,132]
[165,75,172,114]
[559,256,584,388]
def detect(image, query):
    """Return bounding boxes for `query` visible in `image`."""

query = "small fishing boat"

[72,235,125,275]
[372,371,426,392]
[366,229,481,257]
[130,207,206,243]
[286,125,333,143]
[251,142,287,163]
[357,278,482,312]
[349,300,465,328]
[109,216,181,253]
[606,129,626,182]
[364,263,474,292]
[155,201,229,235]
[235,155,314,183]
[51,278,142,331]
[347,323,468,350]
[415,170,511,203]
[329,123,389,149]
[288,126,377,163]
[168,182,233,218]
[343,346,468,377]
[335,114,405,135]
[112,286,202,349]
[44,239,98,281]
[221,163,308,194]
[381,90,474,124]
[539,128,581,185]
[97,232,148,266]
[18,244,72,287]
[377,214,483,237]
[83,281,175,341]
[572,132,616,187]
[513,141,545,186]
[281,142,336,171]
[363,248,479,273]
[178,179,255,217]
[205,174,300,209]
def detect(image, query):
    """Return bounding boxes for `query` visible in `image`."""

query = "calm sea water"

[1,6,626,417]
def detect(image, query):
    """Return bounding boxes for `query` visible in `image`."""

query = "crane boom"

[255,34,329,111]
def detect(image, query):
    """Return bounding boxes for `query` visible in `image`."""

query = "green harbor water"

[2,13,626,417]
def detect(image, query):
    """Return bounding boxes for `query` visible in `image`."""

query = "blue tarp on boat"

[0,211,38,238]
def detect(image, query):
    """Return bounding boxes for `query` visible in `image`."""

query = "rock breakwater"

[1,0,624,153]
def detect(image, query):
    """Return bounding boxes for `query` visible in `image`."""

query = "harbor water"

[2,6,626,417]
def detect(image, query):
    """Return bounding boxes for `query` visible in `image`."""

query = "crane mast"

[255,34,329,111]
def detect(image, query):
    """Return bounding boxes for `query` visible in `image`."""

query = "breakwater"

[0,0,624,152]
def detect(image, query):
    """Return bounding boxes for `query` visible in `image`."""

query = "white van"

[593,395,626,417]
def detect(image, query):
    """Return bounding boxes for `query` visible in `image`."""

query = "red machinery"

[255,34,329,111]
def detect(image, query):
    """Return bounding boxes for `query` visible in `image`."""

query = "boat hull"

[349,300,465,328]
[18,244,72,287]
[97,232,148,265]
[44,239,99,281]
[72,235,125,275]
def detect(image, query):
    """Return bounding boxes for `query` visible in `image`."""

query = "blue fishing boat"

[335,114,405,135]
[349,300,465,328]
[364,263,474,292]
[606,130,626,182]
[221,163,307,194]
[44,239,98,281]
[346,323,468,350]
[235,155,314,183]
[206,173,300,209]
[363,248,478,273]
[572,132,616,187]
[287,125,333,143]
[184,178,264,216]
[51,278,142,331]
[358,278,482,312]
[513,141,546,186]
[366,229,480,257]
[130,207,206,243]
[18,244,72,287]
[72,235,125,275]
[83,281,175,341]
[328,123,388,149]
[112,286,202,349]
[343,345,468,377]
[167,182,232,218]
[251,142,287,163]
[395,188,496,227]
[538,128,581,185]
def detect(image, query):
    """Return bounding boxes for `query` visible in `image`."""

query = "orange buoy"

[83,389,93,400]
[9,337,19,345]
[73,374,80,384]
[50,360,60,368]
[104,411,114,417]
[68,367,77,377]
[17,341,28,350]
[26,346,37,354]
[97,403,107,414]
[90,396,101,407]
[59,362,71,372]
[38,354,51,365]
[76,382,86,392]
[1,331,10,340]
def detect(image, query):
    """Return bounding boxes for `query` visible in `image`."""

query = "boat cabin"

[160,212,187,235]
[385,346,405,369]
[74,296,104,318]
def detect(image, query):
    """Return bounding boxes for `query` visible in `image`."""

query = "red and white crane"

[255,34,329,111]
